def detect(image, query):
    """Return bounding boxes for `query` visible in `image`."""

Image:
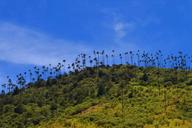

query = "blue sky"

[0,0,192,84]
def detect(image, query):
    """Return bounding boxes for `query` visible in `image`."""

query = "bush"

[14,104,25,114]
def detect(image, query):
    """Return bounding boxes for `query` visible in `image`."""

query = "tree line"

[1,50,191,94]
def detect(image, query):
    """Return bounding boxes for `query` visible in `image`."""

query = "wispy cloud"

[0,21,140,85]
[0,22,92,66]
[106,12,139,51]
[101,8,136,40]
[0,20,139,68]
[113,22,126,39]
[113,21,135,40]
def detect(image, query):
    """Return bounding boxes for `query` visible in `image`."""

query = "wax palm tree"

[95,51,100,66]
[42,65,47,79]
[141,51,147,67]
[33,66,38,79]
[61,59,66,75]
[28,69,33,83]
[111,50,115,65]
[88,56,93,67]
[93,57,98,68]
[129,51,134,65]
[105,54,109,66]
[119,53,123,65]
[136,50,140,66]
[101,50,105,65]
[16,73,26,89]
[6,76,13,93]
[16,74,22,88]
[124,52,129,65]
[68,64,71,71]
[1,83,6,94]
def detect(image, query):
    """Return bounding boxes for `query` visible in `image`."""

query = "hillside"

[0,65,192,128]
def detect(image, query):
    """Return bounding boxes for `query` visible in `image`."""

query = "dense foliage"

[0,50,192,128]
[0,64,192,128]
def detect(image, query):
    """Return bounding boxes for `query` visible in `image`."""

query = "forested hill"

[0,64,192,128]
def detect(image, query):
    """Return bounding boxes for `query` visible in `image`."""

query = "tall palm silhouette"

[119,53,123,65]
[112,50,115,65]
[136,50,140,66]
[129,51,134,65]
[6,76,13,93]
[106,54,109,66]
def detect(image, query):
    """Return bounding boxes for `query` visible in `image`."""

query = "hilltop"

[0,65,192,128]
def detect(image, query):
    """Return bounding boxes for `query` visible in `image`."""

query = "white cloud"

[0,22,92,66]
[113,22,126,38]
[113,21,135,40]
[0,21,140,68]
[111,20,139,51]
[101,8,135,40]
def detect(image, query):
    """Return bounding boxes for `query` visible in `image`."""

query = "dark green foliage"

[97,80,106,97]
[0,65,192,128]
[14,104,26,114]
[50,101,58,111]
[46,78,57,86]
[13,86,20,95]
[141,72,149,82]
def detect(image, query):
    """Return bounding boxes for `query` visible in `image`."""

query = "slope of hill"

[0,65,192,128]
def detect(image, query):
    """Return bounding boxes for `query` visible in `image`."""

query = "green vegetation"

[0,65,192,128]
